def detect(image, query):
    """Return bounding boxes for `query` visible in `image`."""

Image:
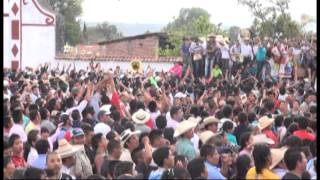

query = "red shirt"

[293,130,316,141]
[110,90,125,118]
[262,129,278,146]
[12,155,26,168]
[145,118,153,129]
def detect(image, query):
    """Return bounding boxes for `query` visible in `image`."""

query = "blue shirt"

[181,44,190,55]
[31,154,47,169]
[256,47,266,61]
[205,161,226,180]
[148,168,165,180]
[175,137,196,161]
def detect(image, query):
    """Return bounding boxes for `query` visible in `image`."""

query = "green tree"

[238,0,302,39]
[161,7,219,56]
[48,0,83,46]
[96,22,123,41]
[81,22,89,44]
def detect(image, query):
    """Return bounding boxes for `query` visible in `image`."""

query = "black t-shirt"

[282,172,301,179]
[135,162,158,179]
[60,173,73,180]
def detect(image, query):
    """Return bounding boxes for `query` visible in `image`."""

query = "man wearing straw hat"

[119,129,141,162]
[174,119,198,161]
[55,139,81,179]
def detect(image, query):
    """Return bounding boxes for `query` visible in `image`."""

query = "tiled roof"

[55,54,181,63]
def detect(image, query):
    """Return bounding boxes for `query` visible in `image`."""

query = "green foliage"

[48,0,83,46]
[228,26,241,43]
[238,0,302,39]
[85,22,123,44]
[161,7,219,56]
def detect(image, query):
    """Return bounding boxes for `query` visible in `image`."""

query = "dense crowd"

[3,33,317,180]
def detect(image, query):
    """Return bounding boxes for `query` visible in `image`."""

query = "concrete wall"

[54,60,174,72]
[102,36,159,58]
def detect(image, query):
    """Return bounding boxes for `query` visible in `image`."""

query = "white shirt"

[65,100,88,120]
[218,118,237,132]
[9,123,27,142]
[166,112,179,129]
[191,133,200,155]
[119,148,133,162]
[61,165,76,179]
[221,46,230,59]
[27,147,38,165]
[150,111,161,129]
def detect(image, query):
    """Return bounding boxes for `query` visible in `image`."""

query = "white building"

[3,0,56,70]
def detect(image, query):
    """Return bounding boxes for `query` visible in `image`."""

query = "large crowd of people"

[3,33,317,179]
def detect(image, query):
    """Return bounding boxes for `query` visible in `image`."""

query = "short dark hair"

[274,115,284,127]
[152,146,170,167]
[107,140,121,155]
[174,155,187,166]
[170,106,180,117]
[35,139,50,154]
[92,133,103,150]
[238,112,248,124]
[187,158,206,179]
[87,174,106,180]
[234,155,252,179]
[239,132,252,151]
[155,115,167,129]
[200,144,215,159]
[101,160,120,179]
[252,144,271,174]
[284,117,293,129]
[12,109,23,124]
[149,129,163,146]
[279,86,286,95]
[131,146,144,165]
[71,109,81,121]
[29,109,39,121]
[264,99,275,112]
[310,105,317,114]
[81,123,93,135]
[163,128,175,145]
[24,167,46,179]
[39,107,48,120]
[40,127,50,134]
[161,167,191,179]
[298,116,308,129]
[284,148,303,171]
[8,133,20,147]
[148,101,157,112]
[222,105,233,118]
[222,121,234,132]
[114,161,133,178]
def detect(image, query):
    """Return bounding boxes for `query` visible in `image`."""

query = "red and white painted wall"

[3,0,55,70]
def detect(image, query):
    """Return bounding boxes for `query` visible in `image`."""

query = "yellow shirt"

[25,121,39,135]
[246,167,280,180]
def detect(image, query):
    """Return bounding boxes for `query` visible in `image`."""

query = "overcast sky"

[81,0,316,30]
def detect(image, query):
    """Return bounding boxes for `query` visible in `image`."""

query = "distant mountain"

[86,22,166,36]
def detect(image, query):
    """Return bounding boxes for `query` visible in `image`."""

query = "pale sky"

[81,0,316,30]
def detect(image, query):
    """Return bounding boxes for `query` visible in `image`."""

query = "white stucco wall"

[21,26,55,69]
[3,16,11,68]
[53,60,174,72]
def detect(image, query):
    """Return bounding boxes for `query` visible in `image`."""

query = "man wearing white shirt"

[238,34,253,67]
[166,106,183,129]
[94,106,112,136]
[9,109,27,142]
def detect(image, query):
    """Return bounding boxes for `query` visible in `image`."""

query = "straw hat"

[187,116,202,125]
[270,146,288,169]
[132,109,151,124]
[174,120,197,138]
[208,33,216,38]
[120,129,141,146]
[55,139,81,158]
[252,133,275,145]
[200,116,219,129]
[199,130,220,144]
[258,116,275,131]
[58,75,68,84]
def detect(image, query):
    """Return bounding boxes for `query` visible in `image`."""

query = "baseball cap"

[72,128,84,137]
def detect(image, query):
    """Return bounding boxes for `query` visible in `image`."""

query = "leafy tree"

[238,0,302,39]
[161,7,221,56]
[81,22,89,44]
[47,0,83,47]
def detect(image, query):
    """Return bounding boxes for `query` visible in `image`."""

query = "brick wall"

[102,35,159,58]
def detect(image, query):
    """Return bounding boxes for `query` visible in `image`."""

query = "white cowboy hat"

[187,116,202,125]
[3,80,9,87]
[100,104,112,115]
[200,116,219,129]
[270,146,288,169]
[174,120,197,138]
[55,139,81,159]
[199,130,220,144]
[258,116,275,131]
[251,133,275,145]
[120,129,141,146]
[132,109,151,124]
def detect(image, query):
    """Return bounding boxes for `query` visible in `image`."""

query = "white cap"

[4,80,9,87]
[100,104,112,115]
[94,123,111,136]
[174,92,187,98]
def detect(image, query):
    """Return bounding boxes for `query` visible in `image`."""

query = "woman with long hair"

[24,129,40,165]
